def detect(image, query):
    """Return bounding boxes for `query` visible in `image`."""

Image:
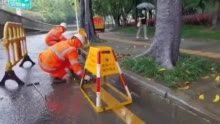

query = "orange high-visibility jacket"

[45,26,67,46]
[38,39,84,77]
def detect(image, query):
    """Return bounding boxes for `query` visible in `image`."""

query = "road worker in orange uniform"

[38,33,91,83]
[45,22,68,46]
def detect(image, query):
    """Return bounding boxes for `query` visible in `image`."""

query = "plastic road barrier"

[80,46,132,112]
[0,22,35,86]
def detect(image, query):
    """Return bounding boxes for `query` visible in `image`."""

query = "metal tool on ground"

[31,83,47,101]
[26,82,40,87]
[80,46,132,113]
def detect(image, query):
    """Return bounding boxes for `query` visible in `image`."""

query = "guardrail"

[0,21,35,86]
[0,9,80,38]
[0,9,54,31]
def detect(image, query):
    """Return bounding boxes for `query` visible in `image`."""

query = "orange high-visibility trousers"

[50,62,71,78]
[39,59,71,79]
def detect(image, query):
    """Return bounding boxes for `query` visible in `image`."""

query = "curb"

[79,43,220,123]
[99,35,149,46]
[122,70,220,124]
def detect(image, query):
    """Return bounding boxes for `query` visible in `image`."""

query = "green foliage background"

[1,0,215,24]
[31,0,76,24]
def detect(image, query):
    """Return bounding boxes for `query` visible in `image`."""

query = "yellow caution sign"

[80,46,132,112]
[0,22,35,86]
[85,46,119,76]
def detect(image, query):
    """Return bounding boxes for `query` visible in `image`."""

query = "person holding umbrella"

[136,2,155,40]
[136,9,148,40]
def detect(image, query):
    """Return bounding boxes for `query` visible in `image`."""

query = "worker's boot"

[50,76,66,84]
[69,70,80,80]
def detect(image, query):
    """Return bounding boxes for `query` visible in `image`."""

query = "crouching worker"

[38,33,91,83]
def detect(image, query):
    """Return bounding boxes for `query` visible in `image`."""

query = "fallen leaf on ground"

[146,78,152,80]
[198,94,205,100]
[213,95,220,103]
[201,76,210,80]
[210,74,216,77]
[184,70,190,74]
[178,81,191,90]
[178,85,190,90]
[158,68,166,72]
[178,82,191,90]
[215,76,220,84]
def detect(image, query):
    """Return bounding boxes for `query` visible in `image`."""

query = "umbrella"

[137,2,155,10]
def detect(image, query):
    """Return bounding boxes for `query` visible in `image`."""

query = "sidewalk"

[99,32,220,60]
[96,31,220,123]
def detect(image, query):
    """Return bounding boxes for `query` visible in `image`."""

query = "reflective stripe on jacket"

[45,26,67,46]
[38,39,84,77]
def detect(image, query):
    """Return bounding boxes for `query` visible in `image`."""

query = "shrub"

[127,13,211,27]
[121,54,220,88]
[183,13,210,25]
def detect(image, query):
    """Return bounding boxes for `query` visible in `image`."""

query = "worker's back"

[39,40,77,71]
[45,26,66,46]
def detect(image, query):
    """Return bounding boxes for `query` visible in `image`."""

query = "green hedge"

[121,54,220,88]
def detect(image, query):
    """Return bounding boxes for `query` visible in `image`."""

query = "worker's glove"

[84,75,91,81]
[62,73,70,80]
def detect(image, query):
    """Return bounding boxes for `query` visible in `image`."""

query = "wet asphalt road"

[0,31,175,124]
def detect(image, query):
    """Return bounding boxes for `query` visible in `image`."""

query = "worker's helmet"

[60,22,67,29]
[73,33,86,45]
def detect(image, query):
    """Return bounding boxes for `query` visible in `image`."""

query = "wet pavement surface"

[0,31,178,124]
[98,31,220,124]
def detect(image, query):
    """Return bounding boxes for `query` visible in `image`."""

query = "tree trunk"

[84,0,96,41]
[171,0,182,65]
[212,0,220,28]
[79,0,96,41]
[113,15,121,27]
[123,15,128,25]
[136,0,182,69]
[79,0,85,28]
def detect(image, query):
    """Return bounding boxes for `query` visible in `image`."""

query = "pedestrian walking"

[136,9,149,40]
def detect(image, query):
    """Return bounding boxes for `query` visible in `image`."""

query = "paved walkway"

[99,32,220,60]
[96,31,220,123]
[0,31,176,124]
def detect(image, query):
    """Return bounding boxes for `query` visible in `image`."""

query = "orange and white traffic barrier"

[80,46,132,113]
[96,51,101,107]
[0,22,35,86]
[112,50,132,99]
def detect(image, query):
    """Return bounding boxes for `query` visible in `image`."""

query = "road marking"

[91,87,145,124]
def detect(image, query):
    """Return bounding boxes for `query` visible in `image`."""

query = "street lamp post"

[74,0,79,31]
[16,8,21,16]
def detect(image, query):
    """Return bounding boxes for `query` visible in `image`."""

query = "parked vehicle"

[93,16,105,32]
